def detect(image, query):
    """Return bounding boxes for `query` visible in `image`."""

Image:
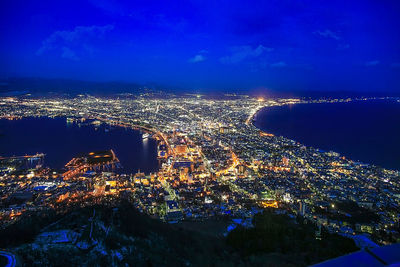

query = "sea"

[253,99,400,171]
[0,117,159,174]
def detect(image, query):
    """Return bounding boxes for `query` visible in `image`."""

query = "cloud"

[220,45,273,64]
[270,61,287,68]
[189,54,206,63]
[314,29,340,40]
[365,60,380,67]
[61,47,79,61]
[37,25,114,60]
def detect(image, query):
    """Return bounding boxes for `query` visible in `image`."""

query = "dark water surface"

[0,117,159,174]
[254,99,400,170]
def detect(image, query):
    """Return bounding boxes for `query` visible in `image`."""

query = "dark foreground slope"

[227,211,358,265]
[1,201,232,266]
[0,201,358,266]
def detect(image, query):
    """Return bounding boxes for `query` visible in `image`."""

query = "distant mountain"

[0,77,144,97]
[1,77,398,98]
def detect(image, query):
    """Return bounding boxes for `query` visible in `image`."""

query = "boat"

[142,133,150,139]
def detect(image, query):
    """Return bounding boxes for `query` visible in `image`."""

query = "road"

[0,251,16,267]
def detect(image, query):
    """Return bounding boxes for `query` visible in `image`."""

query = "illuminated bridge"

[63,150,120,179]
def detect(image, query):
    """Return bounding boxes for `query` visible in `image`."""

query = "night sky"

[1,0,399,92]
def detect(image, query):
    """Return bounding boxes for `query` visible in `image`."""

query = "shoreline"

[0,116,160,174]
[250,99,400,171]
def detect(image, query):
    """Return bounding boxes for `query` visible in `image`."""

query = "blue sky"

[1,0,399,92]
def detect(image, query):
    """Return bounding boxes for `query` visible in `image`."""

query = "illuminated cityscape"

[1,95,399,248]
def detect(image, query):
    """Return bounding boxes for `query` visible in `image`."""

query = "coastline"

[0,116,160,174]
[250,99,400,171]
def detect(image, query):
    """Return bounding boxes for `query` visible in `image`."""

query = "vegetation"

[335,201,380,223]
[1,201,234,266]
[0,202,359,266]
[313,200,380,225]
[226,210,358,266]
[0,209,60,247]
